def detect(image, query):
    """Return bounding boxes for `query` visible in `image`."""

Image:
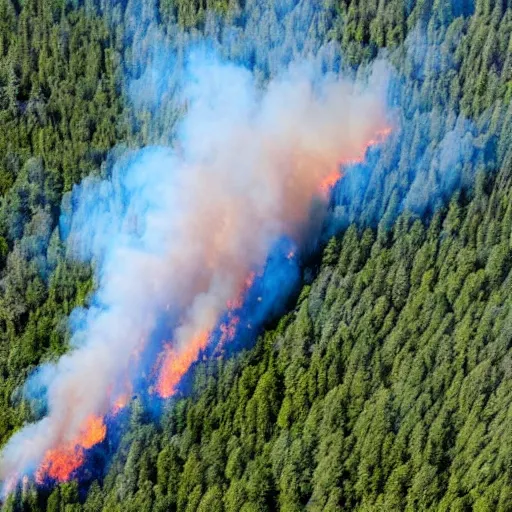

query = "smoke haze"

[0,51,390,488]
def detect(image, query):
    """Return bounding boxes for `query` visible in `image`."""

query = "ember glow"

[154,126,392,399]
[319,127,392,196]
[111,390,132,416]
[157,271,256,397]
[319,171,344,196]
[0,53,391,493]
[35,416,106,483]
[156,331,211,398]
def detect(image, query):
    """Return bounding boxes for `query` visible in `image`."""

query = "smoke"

[0,50,390,489]
[403,116,476,214]
[0,0,504,496]
[329,24,508,234]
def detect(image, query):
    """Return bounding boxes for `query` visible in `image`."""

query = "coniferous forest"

[1,0,512,510]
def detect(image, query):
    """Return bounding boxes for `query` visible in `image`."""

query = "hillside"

[0,0,512,510]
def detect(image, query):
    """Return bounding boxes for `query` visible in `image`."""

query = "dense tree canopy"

[1,0,512,510]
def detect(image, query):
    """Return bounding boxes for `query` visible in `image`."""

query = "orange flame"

[111,392,130,416]
[156,271,258,397]
[31,124,393,484]
[35,416,106,483]
[154,128,393,400]
[226,272,255,310]
[319,171,343,195]
[218,314,240,346]
[217,270,257,352]
[156,331,211,398]
[318,126,392,196]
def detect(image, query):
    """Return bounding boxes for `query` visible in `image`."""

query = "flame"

[366,126,392,147]
[319,126,392,196]
[156,331,211,398]
[35,385,128,483]
[28,122,392,485]
[227,272,256,310]
[319,170,343,195]
[156,271,258,396]
[111,392,131,416]
[220,315,240,341]
[155,128,393,400]
[217,271,258,353]
[35,416,106,483]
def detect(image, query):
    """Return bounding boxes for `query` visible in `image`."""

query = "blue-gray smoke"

[0,40,389,490]
[1,0,508,496]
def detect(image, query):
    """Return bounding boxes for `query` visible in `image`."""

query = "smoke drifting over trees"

[0,0,511,510]
[0,48,390,489]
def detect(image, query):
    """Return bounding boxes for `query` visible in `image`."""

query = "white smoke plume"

[0,52,390,489]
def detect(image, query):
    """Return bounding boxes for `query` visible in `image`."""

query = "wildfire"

[156,270,258,396]
[221,273,257,345]
[156,331,211,398]
[35,416,106,483]
[217,314,240,351]
[155,127,393,399]
[319,171,343,195]
[319,127,392,196]
[111,392,130,416]
[28,122,392,487]
[366,126,392,148]
[226,272,256,310]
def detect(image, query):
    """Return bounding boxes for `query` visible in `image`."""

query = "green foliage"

[43,150,512,511]
[1,0,512,511]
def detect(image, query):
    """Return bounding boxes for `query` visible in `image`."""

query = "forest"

[1,0,512,510]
